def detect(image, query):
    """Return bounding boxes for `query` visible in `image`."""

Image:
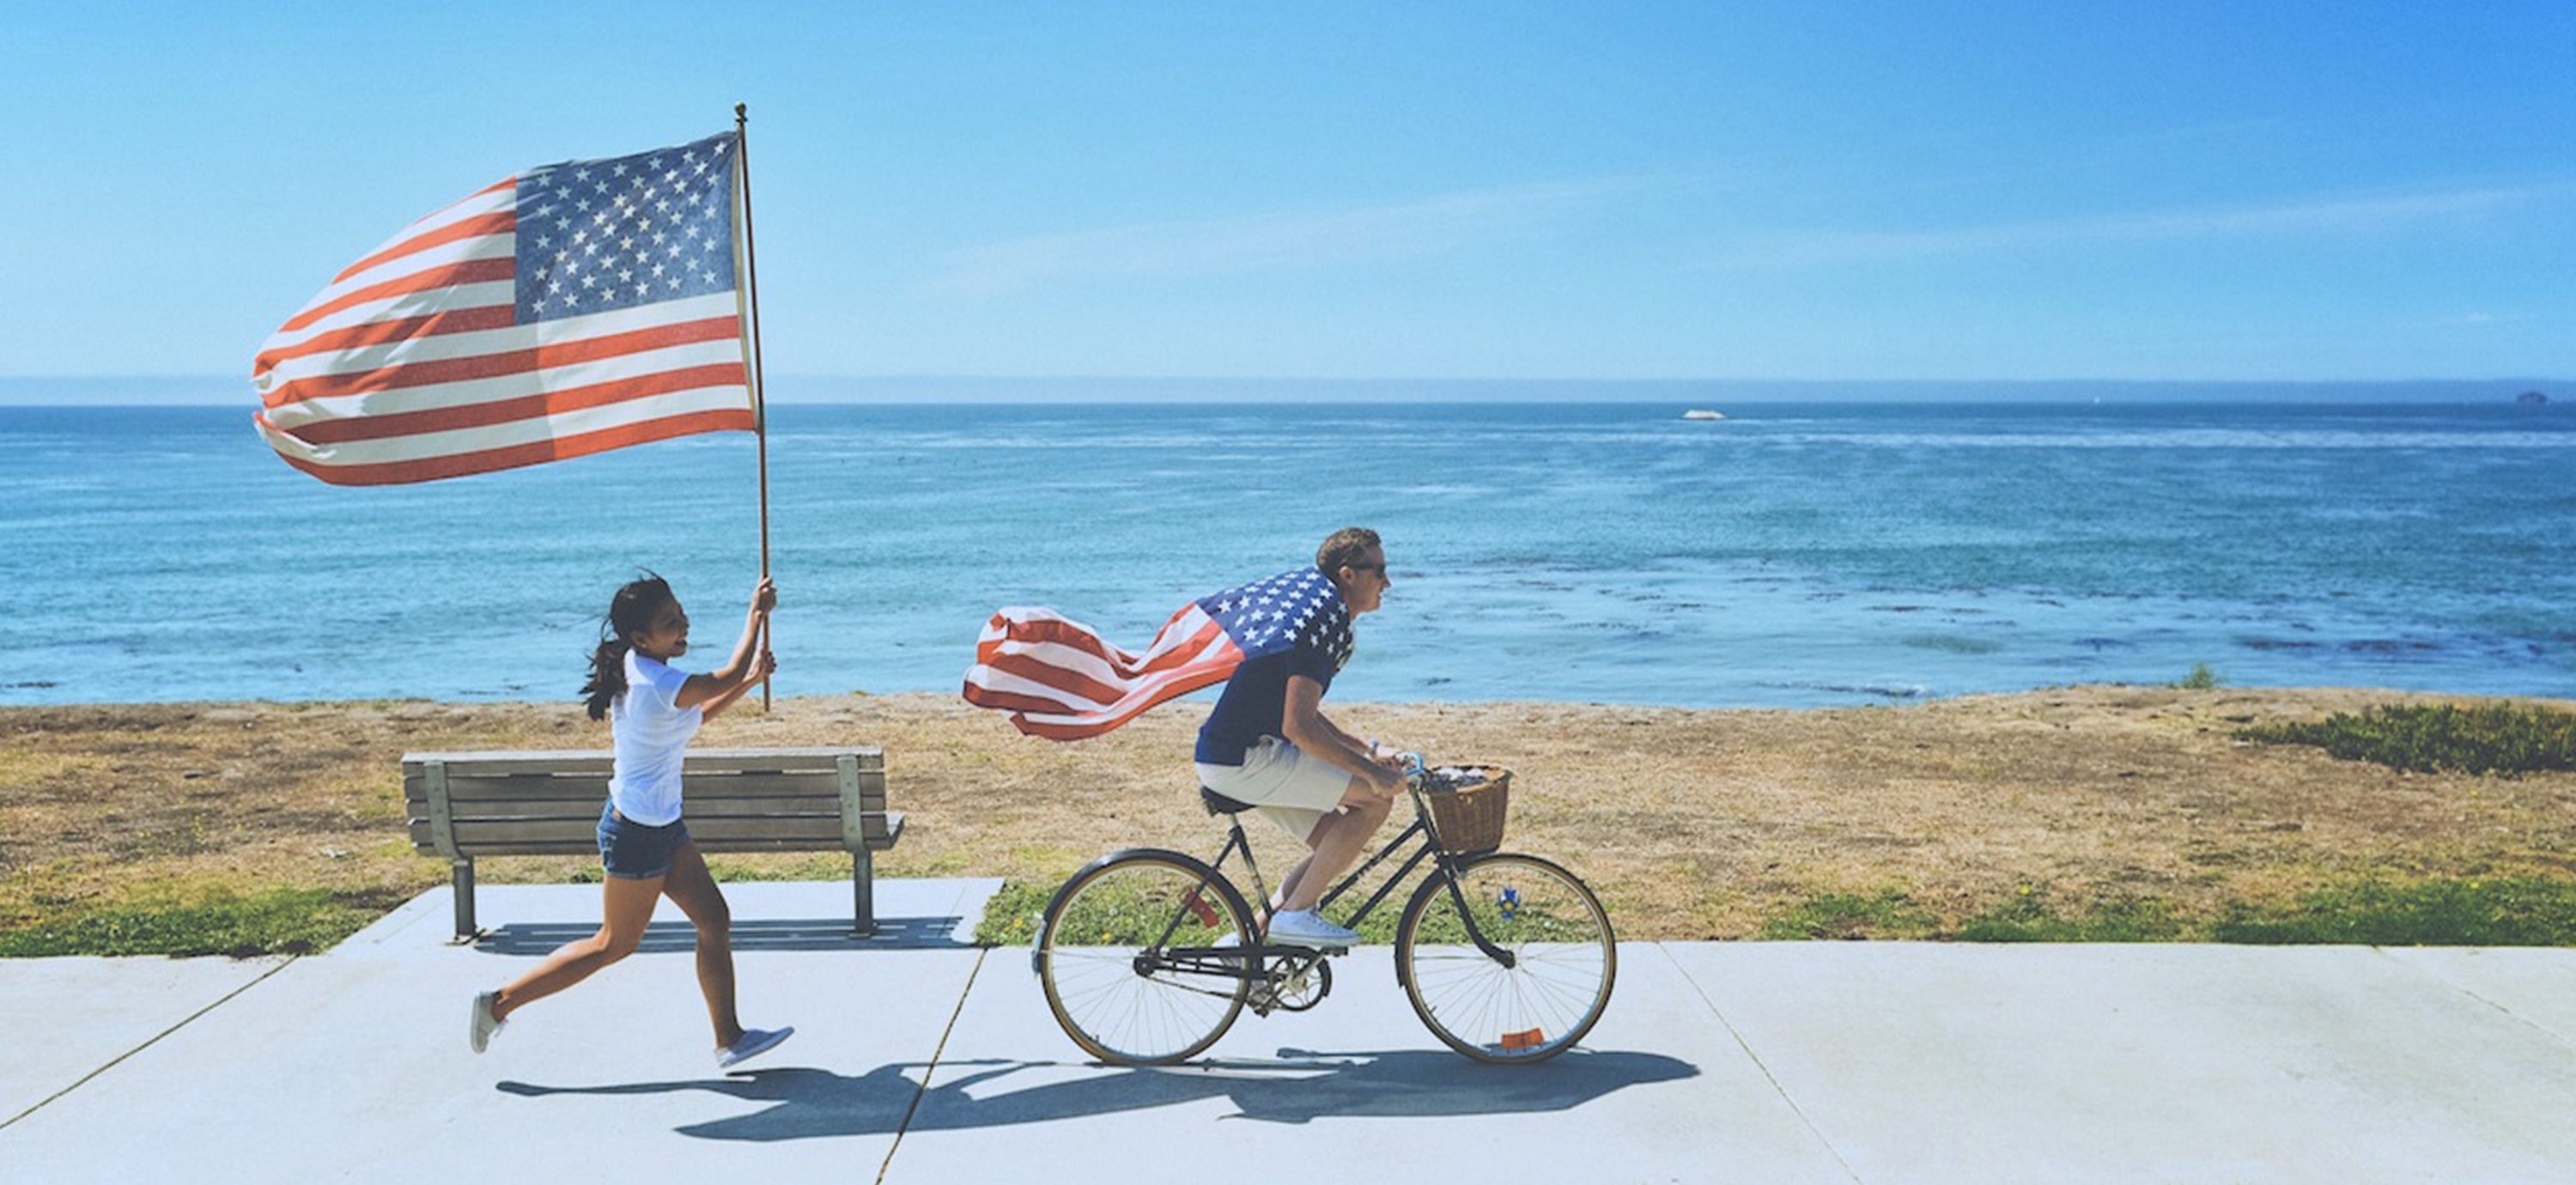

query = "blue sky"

[4,1,2570,386]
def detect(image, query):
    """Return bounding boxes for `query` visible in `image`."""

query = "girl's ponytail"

[580,637,630,720]
[579,572,674,720]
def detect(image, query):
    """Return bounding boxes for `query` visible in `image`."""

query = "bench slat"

[405,772,884,808]
[404,796,855,823]
[409,811,901,852]
[406,774,869,804]
[403,748,882,777]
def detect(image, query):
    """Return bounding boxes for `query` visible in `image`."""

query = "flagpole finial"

[735,102,747,122]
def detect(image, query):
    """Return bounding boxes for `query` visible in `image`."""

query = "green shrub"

[2239,702,2576,776]
[2175,663,2222,690]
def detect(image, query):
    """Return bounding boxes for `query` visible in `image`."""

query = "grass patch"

[704,853,852,883]
[0,887,404,957]
[2213,878,2576,946]
[1757,889,1938,939]
[972,879,1055,945]
[1956,887,2188,942]
[978,872,2576,948]
[2241,702,2576,776]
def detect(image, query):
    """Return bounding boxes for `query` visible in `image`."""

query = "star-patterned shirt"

[1193,567,1356,765]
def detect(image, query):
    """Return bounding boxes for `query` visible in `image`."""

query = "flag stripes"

[962,605,1249,740]
[253,131,751,486]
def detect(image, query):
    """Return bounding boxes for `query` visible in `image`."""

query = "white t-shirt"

[607,650,702,825]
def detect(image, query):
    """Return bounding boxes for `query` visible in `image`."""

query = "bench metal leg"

[851,848,876,939]
[451,859,478,943]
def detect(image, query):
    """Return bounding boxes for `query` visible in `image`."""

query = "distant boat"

[1681,409,1727,421]
[2517,390,2549,405]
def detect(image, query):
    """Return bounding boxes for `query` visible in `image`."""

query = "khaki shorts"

[1196,735,1358,843]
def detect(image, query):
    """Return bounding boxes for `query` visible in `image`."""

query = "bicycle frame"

[1191,778,1519,972]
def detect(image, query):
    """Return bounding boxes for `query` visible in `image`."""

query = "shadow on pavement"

[498,1048,1699,1140]
[472,916,970,955]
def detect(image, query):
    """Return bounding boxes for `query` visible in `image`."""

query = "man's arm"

[1279,675,1402,798]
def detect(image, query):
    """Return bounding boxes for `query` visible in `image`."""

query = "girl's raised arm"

[677,576,776,710]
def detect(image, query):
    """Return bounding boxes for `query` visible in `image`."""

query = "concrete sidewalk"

[4,879,2573,1184]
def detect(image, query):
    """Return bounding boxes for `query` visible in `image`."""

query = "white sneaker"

[718,1025,794,1069]
[469,990,504,1054]
[1266,909,1358,950]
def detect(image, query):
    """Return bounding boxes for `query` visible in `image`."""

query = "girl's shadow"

[498,1047,1698,1141]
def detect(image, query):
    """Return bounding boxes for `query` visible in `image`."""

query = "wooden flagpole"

[733,103,774,711]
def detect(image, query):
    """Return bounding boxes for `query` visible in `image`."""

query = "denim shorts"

[597,801,691,879]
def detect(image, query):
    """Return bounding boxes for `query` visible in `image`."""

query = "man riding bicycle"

[981,528,1620,1066]
[1190,527,1409,948]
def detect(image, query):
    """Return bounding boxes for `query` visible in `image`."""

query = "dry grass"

[5,685,2573,942]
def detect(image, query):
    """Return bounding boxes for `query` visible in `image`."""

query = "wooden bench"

[403,746,901,941]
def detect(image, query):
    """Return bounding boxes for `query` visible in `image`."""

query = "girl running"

[469,573,793,1069]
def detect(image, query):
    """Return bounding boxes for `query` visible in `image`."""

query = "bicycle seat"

[1199,787,1256,816]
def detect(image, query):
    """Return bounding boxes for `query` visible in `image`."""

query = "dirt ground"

[4,685,2573,939]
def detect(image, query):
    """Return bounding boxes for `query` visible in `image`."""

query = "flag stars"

[517,133,732,321]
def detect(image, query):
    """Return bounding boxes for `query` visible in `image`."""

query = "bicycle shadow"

[497,1047,1698,1141]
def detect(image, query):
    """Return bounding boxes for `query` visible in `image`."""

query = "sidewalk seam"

[1656,943,1867,1185]
[875,945,987,1185]
[2372,946,2576,1050]
[0,954,299,1132]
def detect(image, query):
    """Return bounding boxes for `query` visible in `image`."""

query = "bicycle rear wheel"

[1036,849,1255,1065]
[1395,852,1616,1063]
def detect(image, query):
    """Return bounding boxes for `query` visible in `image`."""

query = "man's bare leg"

[1277,778,1394,914]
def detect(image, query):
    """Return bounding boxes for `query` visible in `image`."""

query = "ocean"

[3,400,2571,708]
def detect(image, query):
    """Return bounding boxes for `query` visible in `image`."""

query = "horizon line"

[1,374,2563,408]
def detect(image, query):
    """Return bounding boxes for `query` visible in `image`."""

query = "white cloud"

[930,179,1641,295]
[1716,183,2575,270]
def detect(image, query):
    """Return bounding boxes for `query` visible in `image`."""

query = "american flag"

[252,131,754,485]
[963,567,1355,740]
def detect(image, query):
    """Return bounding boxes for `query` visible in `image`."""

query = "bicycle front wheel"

[1036,849,1255,1065]
[1395,852,1616,1063]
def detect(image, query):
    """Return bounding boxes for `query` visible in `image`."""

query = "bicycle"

[1032,759,1616,1066]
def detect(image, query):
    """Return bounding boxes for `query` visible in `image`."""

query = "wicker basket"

[1423,765,1511,854]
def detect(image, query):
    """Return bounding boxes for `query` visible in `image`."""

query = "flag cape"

[963,567,1353,740]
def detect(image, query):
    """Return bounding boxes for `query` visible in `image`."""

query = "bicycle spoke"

[1396,854,1616,1062]
[1039,854,1255,1065]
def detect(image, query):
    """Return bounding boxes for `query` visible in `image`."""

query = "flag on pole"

[963,568,1354,740]
[252,131,754,485]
